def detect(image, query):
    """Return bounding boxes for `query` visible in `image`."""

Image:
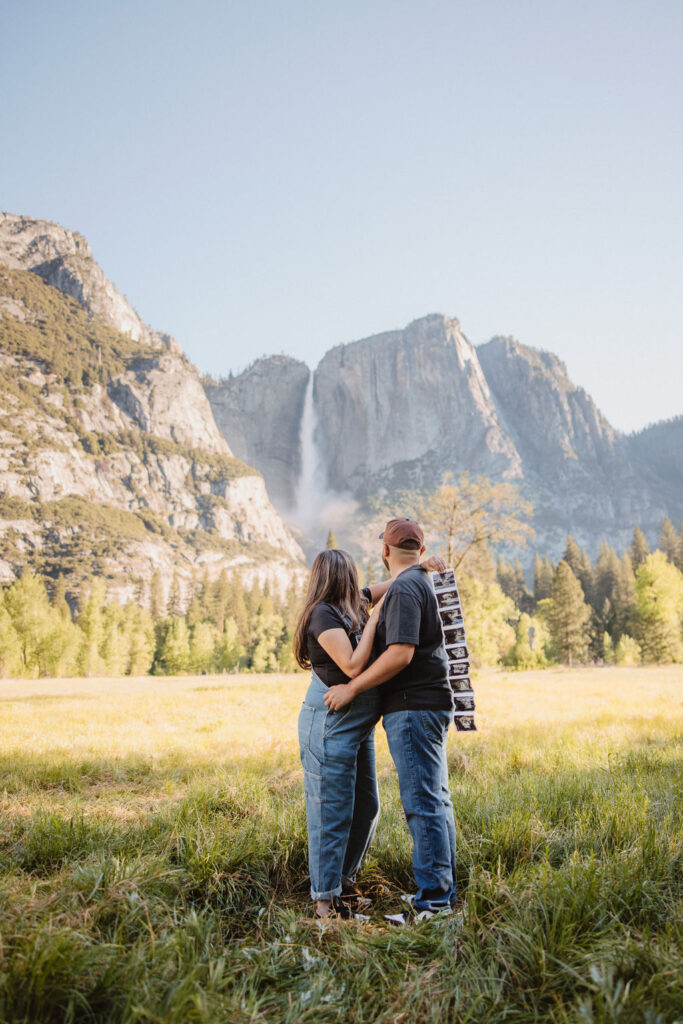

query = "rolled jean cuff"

[311,883,343,901]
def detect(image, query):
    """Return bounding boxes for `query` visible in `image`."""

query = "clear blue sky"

[2,0,681,433]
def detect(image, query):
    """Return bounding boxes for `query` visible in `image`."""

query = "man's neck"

[390,559,420,579]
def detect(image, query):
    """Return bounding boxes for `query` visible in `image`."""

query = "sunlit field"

[1,666,682,1023]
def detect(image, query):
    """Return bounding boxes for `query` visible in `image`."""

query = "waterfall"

[294,371,320,529]
[291,370,358,551]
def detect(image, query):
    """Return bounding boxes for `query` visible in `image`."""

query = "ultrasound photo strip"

[449,674,473,692]
[431,569,457,591]
[448,660,470,677]
[439,609,465,627]
[436,587,461,610]
[432,568,477,732]
[443,623,466,641]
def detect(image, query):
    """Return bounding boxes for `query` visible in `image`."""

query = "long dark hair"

[293,549,369,670]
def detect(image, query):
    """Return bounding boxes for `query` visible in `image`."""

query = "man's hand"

[421,555,447,573]
[324,683,356,711]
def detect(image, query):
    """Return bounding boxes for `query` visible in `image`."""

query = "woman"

[294,548,389,919]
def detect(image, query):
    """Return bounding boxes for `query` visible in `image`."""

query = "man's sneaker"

[400,893,416,909]
[384,912,410,927]
[416,906,453,922]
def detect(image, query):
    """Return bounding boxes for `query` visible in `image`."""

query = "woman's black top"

[308,588,372,686]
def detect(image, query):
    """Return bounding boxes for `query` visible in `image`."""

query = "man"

[324,518,457,920]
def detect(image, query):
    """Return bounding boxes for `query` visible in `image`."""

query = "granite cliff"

[0,214,304,600]
[205,356,309,509]
[208,315,681,558]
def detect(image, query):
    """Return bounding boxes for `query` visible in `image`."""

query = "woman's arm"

[315,595,385,679]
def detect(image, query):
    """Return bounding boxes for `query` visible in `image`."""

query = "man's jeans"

[383,709,457,911]
[298,674,380,901]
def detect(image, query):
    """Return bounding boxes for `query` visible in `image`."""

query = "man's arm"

[323,643,414,711]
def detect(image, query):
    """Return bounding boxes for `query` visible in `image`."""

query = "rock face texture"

[626,417,683,514]
[0,214,304,595]
[0,212,171,349]
[205,356,310,509]
[109,353,231,456]
[314,315,521,495]
[476,337,675,552]
[211,316,681,559]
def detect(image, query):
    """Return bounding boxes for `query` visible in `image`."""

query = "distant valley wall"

[209,317,682,559]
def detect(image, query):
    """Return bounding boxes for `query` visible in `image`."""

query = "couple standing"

[293,518,457,922]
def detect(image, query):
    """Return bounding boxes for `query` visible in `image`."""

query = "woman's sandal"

[316,895,353,920]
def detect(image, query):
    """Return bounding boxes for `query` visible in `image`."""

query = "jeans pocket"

[419,710,449,746]
[301,743,323,780]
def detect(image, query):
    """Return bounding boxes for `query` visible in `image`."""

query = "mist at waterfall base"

[289,372,360,561]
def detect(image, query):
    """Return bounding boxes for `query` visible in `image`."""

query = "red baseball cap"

[379,518,425,549]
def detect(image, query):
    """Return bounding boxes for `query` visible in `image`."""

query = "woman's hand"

[421,555,447,573]
[370,592,386,616]
[324,683,356,711]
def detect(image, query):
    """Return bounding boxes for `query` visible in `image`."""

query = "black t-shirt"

[307,588,371,686]
[374,565,452,713]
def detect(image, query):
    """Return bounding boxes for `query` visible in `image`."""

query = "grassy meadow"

[0,666,682,1023]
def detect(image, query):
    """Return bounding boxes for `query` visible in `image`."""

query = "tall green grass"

[0,668,681,1022]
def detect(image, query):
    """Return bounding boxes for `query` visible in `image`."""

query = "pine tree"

[167,572,183,617]
[658,518,678,563]
[226,575,249,637]
[603,631,615,664]
[496,557,516,601]
[51,577,72,620]
[577,548,594,604]
[633,552,683,663]
[212,570,231,630]
[563,536,583,578]
[101,603,128,676]
[534,555,554,603]
[546,561,591,667]
[513,557,533,612]
[197,569,211,619]
[593,541,620,613]
[326,529,339,549]
[629,526,649,569]
[77,579,108,676]
[612,553,636,639]
[216,618,245,672]
[125,604,155,675]
[150,570,166,620]
[155,617,191,675]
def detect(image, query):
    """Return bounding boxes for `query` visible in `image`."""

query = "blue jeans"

[298,674,380,901]
[383,709,457,911]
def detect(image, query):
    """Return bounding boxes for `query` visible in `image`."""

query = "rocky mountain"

[0,213,165,349]
[205,356,310,510]
[626,418,683,513]
[0,213,304,601]
[208,315,681,559]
